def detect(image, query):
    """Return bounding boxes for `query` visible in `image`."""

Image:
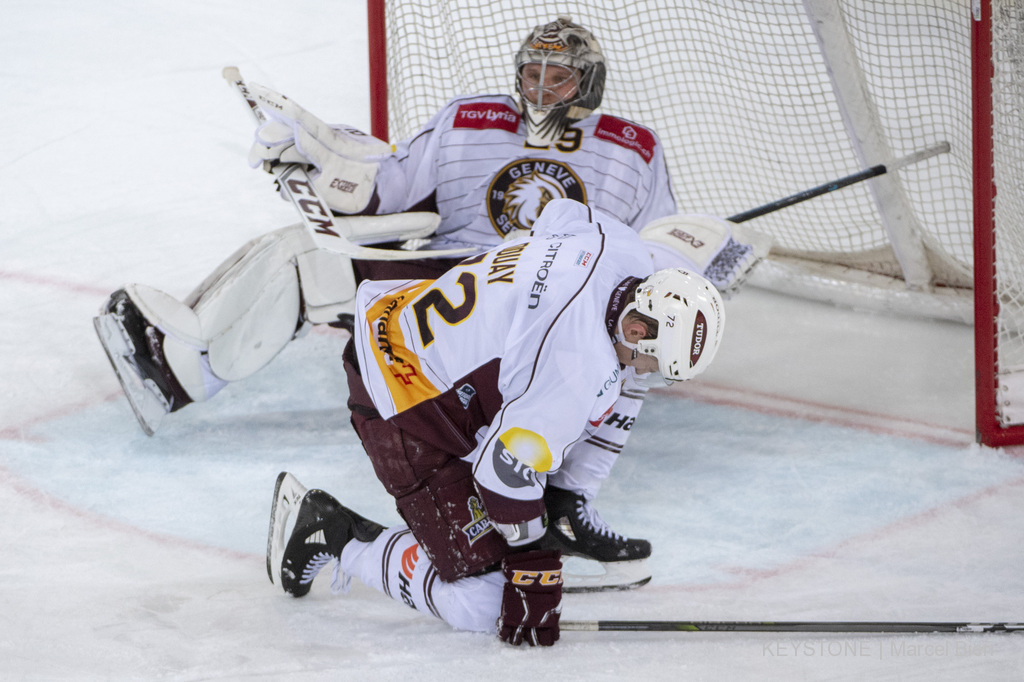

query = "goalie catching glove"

[497,549,563,647]
[247,82,394,214]
[642,214,773,298]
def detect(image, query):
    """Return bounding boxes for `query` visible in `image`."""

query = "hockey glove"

[497,549,563,647]
[641,214,773,298]
[246,82,393,214]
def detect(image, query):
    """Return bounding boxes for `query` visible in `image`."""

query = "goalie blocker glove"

[246,82,393,215]
[497,549,563,647]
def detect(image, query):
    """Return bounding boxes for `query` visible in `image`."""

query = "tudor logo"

[487,159,586,237]
[690,311,707,367]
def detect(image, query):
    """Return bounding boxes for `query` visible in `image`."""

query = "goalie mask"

[616,269,725,386]
[515,16,606,145]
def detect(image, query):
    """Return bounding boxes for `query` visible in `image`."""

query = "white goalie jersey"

[370,94,677,250]
[352,199,654,523]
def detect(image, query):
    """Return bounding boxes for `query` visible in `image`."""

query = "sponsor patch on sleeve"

[453,102,521,133]
[594,115,657,164]
[491,427,552,490]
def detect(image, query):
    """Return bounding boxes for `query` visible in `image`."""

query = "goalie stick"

[727,142,950,224]
[222,66,471,261]
[561,619,1024,634]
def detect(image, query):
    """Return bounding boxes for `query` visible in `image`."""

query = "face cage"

[516,58,584,112]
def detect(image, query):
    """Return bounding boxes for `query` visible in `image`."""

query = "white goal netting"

[373,0,1024,432]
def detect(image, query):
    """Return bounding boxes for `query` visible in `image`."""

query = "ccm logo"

[283,173,338,237]
[510,569,563,586]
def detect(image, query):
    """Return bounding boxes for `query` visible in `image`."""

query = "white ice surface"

[3,1,1023,680]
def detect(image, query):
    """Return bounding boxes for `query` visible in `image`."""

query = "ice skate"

[540,486,652,593]
[268,474,385,597]
[93,288,194,435]
[266,472,309,583]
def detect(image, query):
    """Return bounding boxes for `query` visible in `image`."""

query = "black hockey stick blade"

[727,142,950,224]
[561,619,1024,634]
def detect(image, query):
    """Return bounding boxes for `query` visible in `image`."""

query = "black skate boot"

[93,288,194,435]
[278,487,386,597]
[539,486,652,592]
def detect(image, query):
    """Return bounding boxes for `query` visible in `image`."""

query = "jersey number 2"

[413,272,477,346]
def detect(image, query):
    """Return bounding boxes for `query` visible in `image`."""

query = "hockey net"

[366,0,1024,444]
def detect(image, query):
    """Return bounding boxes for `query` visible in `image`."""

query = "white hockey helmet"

[618,268,725,386]
[515,16,606,143]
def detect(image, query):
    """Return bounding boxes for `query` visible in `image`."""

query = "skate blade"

[266,472,308,586]
[93,314,168,436]
[562,556,652,593]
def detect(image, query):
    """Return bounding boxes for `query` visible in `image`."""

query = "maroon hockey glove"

[497,549,563,647]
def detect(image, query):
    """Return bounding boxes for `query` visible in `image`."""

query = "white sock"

[340,525,504,634]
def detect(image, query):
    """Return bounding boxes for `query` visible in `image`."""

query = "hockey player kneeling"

[265,199,725,645]
[93,15,758,593]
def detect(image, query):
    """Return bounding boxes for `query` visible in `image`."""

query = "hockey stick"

[562,619,1024,634]
[221,66,471,261]
[726,142,950,224]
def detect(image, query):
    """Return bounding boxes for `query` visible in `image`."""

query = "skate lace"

[575,500,625,541]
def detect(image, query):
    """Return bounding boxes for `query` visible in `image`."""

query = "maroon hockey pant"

[343,341,509,582]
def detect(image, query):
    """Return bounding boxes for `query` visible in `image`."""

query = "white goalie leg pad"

[332,212,441,245]
[548,372,649,500]
[339,525,504,634]
[296,213,443,323]
[122,283,217,403]
[190,214,440,337]
[187,225,310,382]
[295,248,357,324]
[641,214,773,297]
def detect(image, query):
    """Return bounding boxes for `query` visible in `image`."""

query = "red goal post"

[973,0,1024,447]
[366,0,1024,446]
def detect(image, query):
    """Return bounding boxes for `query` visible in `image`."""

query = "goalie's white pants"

[138,223,356,402]
[339,525,504,634]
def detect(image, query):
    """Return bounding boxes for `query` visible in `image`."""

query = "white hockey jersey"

[371,95,677,251]
[352,199,654,523]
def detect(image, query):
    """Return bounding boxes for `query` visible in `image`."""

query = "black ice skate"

[93,288,193,435]
[540,486,652,593]
[268,472,385,597]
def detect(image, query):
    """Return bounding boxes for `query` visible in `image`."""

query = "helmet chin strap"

[615,303,640,352]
